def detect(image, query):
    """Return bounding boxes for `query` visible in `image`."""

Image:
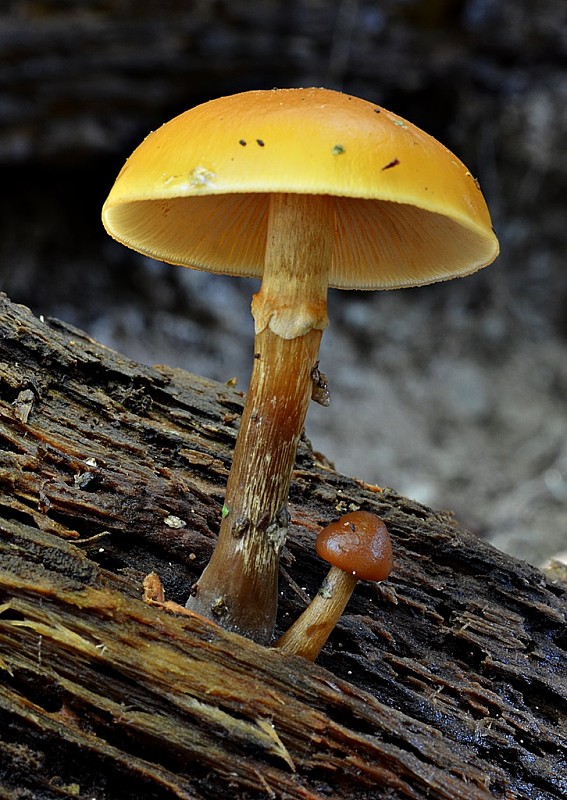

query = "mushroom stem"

[275,566,358,660]
[186,194,335,643]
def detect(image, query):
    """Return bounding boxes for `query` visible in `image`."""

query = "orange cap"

[102,88,499,289]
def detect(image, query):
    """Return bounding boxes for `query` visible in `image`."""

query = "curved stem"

[186,194,335,643]
[274,567,358,660]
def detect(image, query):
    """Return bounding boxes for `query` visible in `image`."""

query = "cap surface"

[102,87,499,289]
[315,510,393,581]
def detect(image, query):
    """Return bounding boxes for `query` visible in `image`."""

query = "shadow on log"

[0,294,565,799]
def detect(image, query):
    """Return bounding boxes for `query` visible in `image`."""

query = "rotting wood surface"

[0,293,565,800]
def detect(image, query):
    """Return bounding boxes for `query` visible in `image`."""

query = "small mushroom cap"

[315,510,393,582]
[102,87,499,290]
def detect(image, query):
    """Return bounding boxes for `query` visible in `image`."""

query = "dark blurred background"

[1,0,566,565]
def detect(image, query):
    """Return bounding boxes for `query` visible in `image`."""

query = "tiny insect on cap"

[315,510,393,582]
[102,87,499,290]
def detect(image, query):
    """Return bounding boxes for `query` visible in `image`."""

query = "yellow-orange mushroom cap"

[102,87,499,291]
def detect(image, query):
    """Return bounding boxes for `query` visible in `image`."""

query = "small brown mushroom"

[275,511,393,660]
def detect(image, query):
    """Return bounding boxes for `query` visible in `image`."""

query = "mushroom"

[275,511,393,660]
[101,88,499,644]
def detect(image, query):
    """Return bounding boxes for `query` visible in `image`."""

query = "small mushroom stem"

[275,567,358,660]
[186,194,335,643]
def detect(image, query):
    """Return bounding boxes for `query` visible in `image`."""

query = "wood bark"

[0,293,565,800]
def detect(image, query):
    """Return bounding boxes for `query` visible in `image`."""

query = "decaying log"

[0,293,565,800]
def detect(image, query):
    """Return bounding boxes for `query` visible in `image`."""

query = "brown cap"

[315,510,393,582]
[102,88,499,290]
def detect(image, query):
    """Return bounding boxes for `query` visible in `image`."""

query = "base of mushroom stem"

[185,572,278,645]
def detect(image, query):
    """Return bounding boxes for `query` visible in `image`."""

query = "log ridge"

[0,294,565,799]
